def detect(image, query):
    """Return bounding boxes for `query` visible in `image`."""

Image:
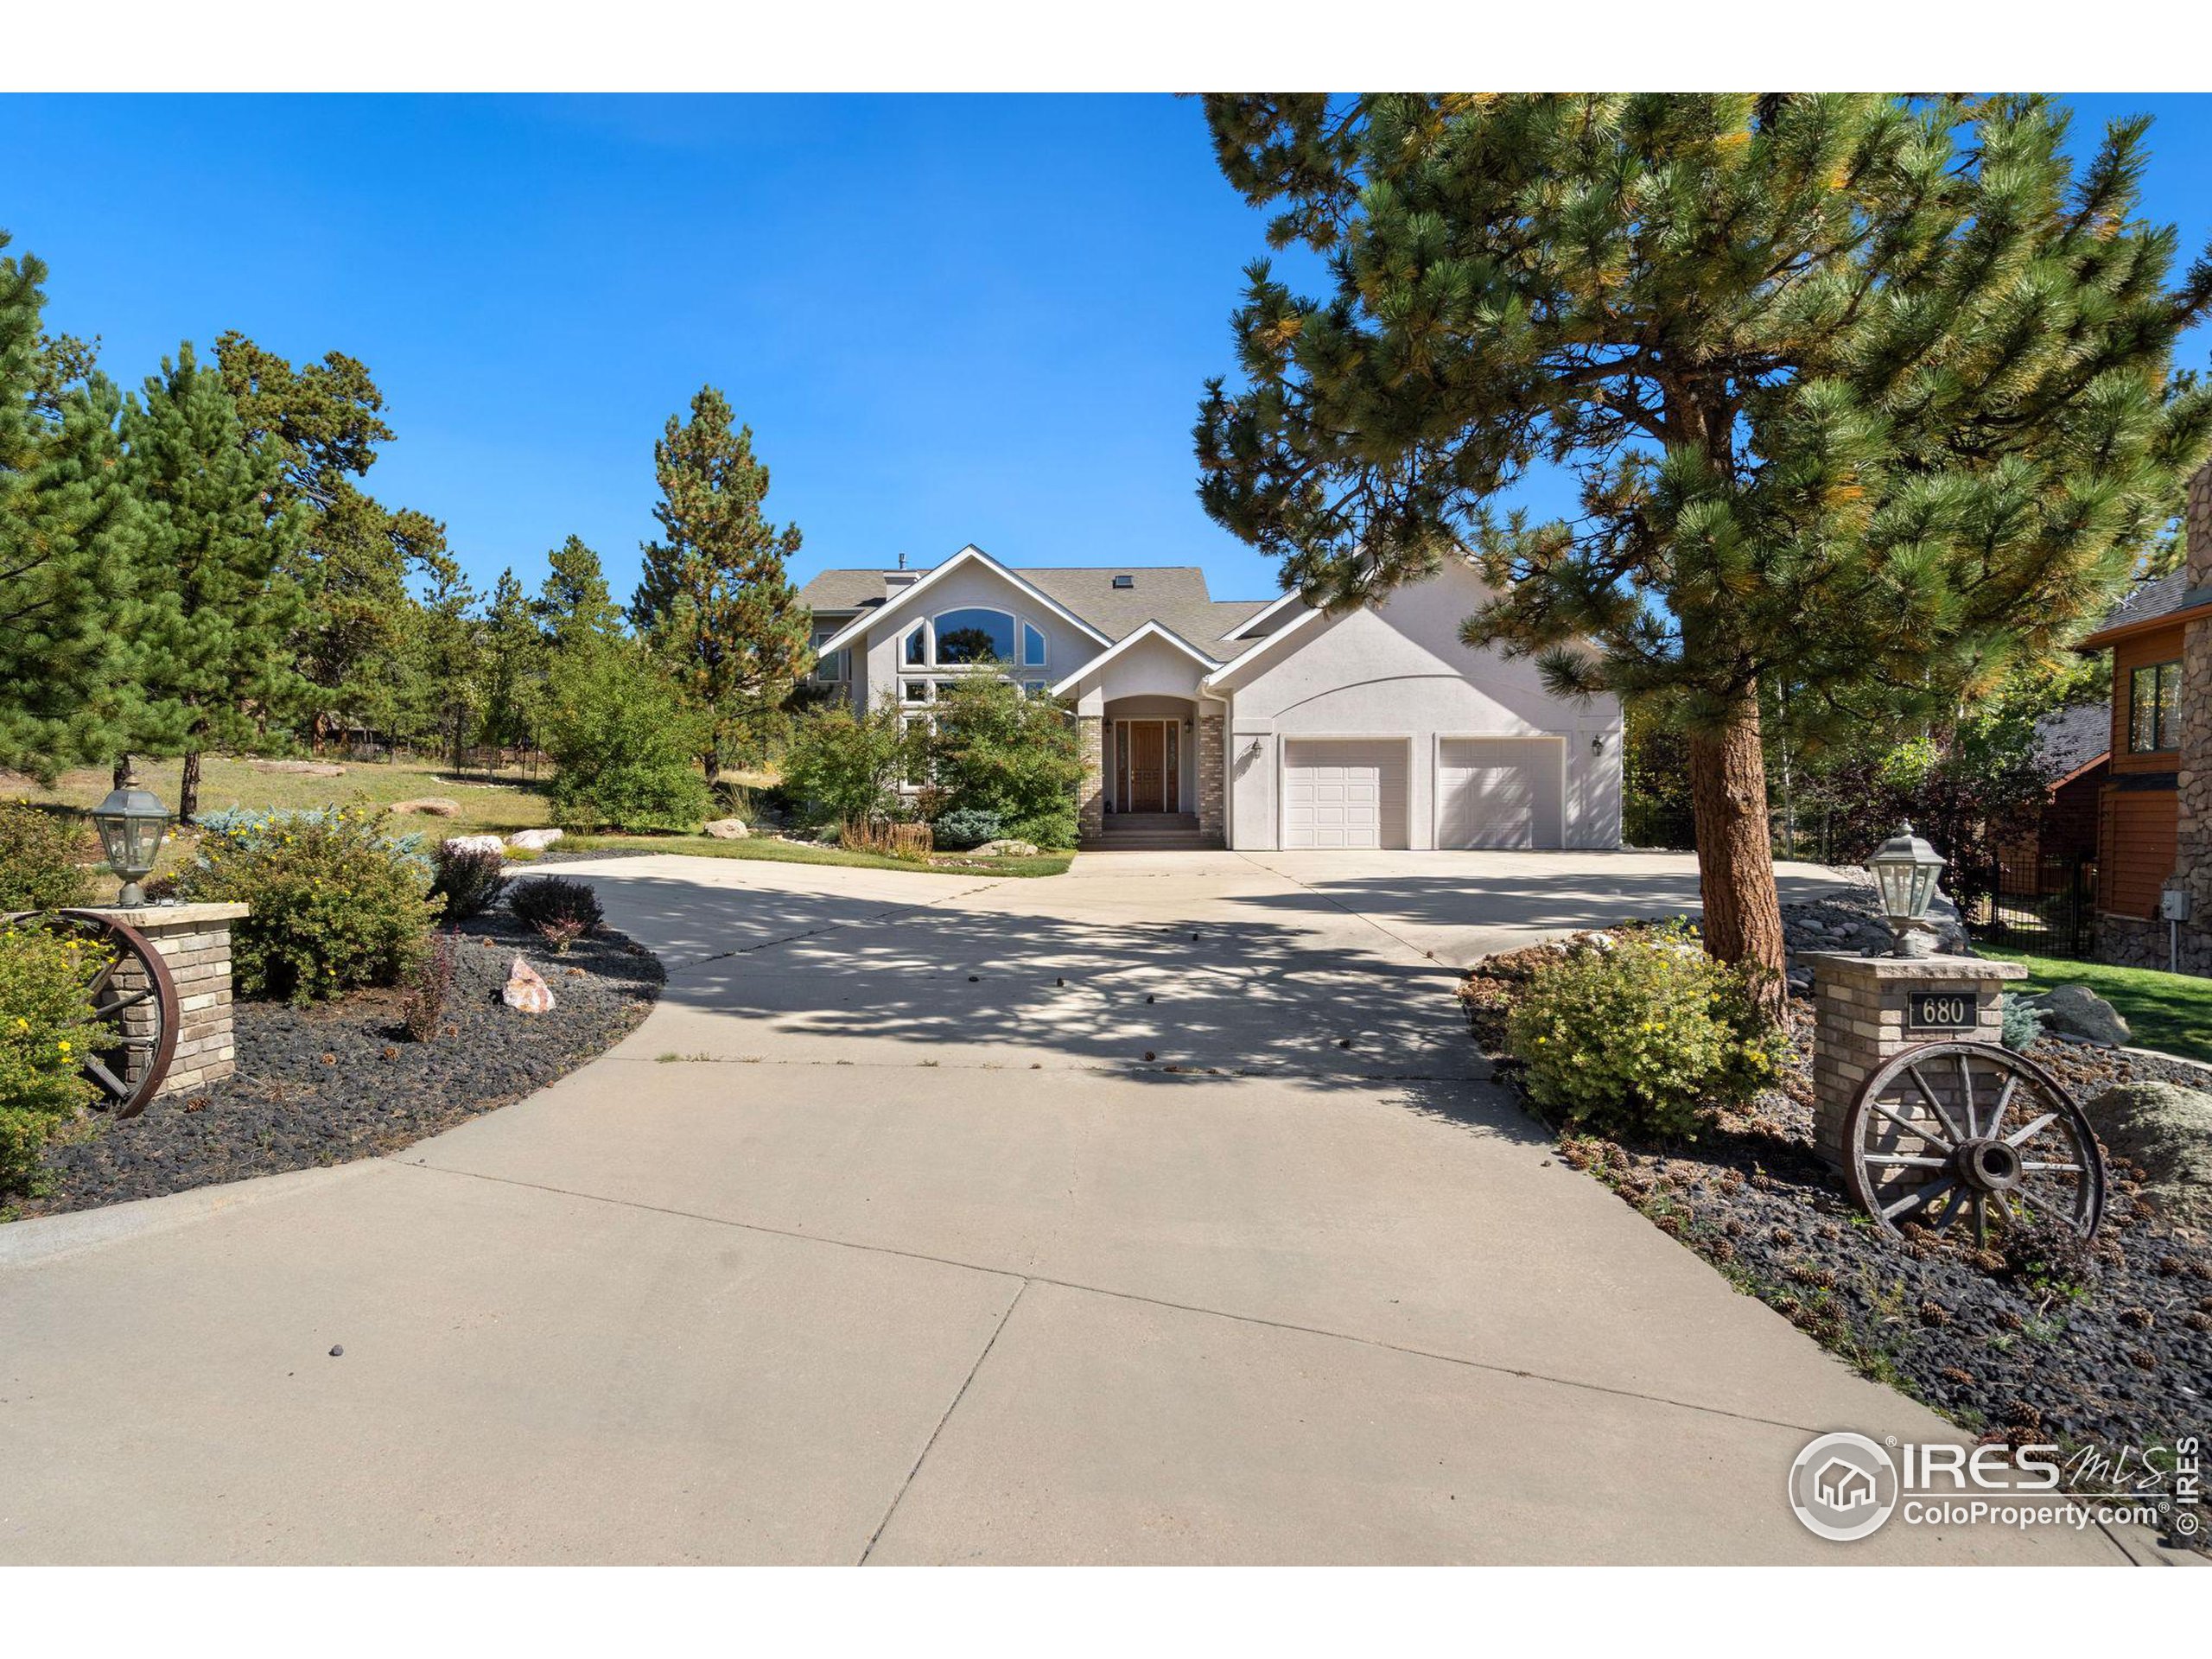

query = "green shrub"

[1999,990,2044,1052]
[0,921,107,1193]
[925,672,1083,847]
[931,806,1003,849]
[431,843,509,920]
[508,875,603,938]
[1504,925,1783,1140]
[0,803,94,912]
[175,804,441,1005]
[780,696,924,828]
[543,640,713,833]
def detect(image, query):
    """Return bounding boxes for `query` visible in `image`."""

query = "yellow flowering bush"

[1504,924,1783,1140]
[0,922,106,1193]
[175,804,441,1005]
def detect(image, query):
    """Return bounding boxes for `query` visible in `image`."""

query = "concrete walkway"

[0,850,2151,1563]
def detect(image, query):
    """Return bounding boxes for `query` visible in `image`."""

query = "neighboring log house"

[2079,465,2212,976]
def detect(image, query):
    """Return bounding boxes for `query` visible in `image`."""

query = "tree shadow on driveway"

[554,866,1501,1093]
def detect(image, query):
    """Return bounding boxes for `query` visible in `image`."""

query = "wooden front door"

[1128,721,1166,811]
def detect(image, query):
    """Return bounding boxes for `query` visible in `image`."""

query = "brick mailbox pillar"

[95,901,250,1098]
[1803,951,2027,1171]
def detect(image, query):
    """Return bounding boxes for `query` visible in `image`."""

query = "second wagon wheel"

[53,908,181,1118]
[1843,1040,2105,1247]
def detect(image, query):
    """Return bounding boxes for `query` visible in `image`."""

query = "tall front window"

[933,607,1015,664]
[904,624,927,666]
[1021,622,1046,667]
[2129,660,2180,753]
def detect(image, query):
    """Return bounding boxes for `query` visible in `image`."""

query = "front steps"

[1079,812,1224,852]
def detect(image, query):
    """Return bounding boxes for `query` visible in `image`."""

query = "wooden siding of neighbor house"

[1999,761,2107,893]
[2099,786,2180,918]
[2096,621,2187,921]
[2109,624,2187,772]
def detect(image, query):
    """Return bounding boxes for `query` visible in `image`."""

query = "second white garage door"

[1281,740,1408,849]
[1436,737,1564,849]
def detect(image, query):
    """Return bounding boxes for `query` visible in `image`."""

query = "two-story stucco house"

[798,544,1623,852]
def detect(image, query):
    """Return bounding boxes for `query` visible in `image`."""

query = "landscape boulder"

[502,957,555,1014]
[2031,983,2131,1047]
[443,833,505,857]
[2085,1081,2212,1229]
[391,797,462,817]
[973,838,1039,857]
[506,828,564,852]
[704,817,749,841]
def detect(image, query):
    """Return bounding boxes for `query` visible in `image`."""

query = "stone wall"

[1077,715,1104,841]
[2177,464,2212,957]
[1196,713,1225,842]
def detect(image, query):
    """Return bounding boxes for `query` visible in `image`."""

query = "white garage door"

[1437,738,1564,849]
[1281,740,1408,849]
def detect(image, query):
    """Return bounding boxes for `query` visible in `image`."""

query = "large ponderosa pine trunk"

[1687,684,1788,1014]
[178,749,203,823]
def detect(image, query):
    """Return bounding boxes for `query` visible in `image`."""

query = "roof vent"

[1112,574,1135,589]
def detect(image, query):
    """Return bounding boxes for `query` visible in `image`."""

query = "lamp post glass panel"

[90,786,172,906]
[1868,822,1945,957]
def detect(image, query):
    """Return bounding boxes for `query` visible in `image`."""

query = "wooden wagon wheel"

[1843,1040,2105,1247]
[5,909,181,1118]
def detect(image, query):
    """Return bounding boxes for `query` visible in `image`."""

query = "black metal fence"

[1962,852,2097,959]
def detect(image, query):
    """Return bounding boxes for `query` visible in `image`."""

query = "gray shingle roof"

[795,563,1281,660]
[2031,702,2109,783]
[2091,569,2209,634]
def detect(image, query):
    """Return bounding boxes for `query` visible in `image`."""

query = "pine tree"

[1198,94,2212,1005]
[402,543,480,769]
[0,235,140,781]
[536,534,624,649]
[116,345,302,819]
[630,388,811,783]
[214,333,435,753]
[479,568,548,756]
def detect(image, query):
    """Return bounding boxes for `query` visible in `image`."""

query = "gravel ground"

[1461,894,2212,1543]
[15,913,663,1219]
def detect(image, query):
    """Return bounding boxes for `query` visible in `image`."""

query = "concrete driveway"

[0,850,2149,1563]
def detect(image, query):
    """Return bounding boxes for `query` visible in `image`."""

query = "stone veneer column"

[1196,712,1225,842]
[1077,714,1104,841]
[98,901,251,1097]
[1804,952,2024,1172]
[2176,463,2212,969]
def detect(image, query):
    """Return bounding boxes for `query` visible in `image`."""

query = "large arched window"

[933,607,1015,664]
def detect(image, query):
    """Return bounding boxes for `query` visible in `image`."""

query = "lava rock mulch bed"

[16,914,664,1219]
[1459,917,2212,1547]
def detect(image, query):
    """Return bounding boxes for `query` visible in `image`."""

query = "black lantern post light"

[1866,821,1945,957]
[88,785,173,906]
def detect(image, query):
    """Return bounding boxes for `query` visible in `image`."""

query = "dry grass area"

[6,754,559,842]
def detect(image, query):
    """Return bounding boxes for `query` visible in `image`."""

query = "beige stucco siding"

[1223,566,1622,851]
[849,562,1106,712]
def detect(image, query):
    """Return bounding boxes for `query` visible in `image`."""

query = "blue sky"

[5,92,2210,610]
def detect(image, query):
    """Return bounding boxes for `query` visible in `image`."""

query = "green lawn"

[560,833,1072,879]
[1986,950,2212,1065]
